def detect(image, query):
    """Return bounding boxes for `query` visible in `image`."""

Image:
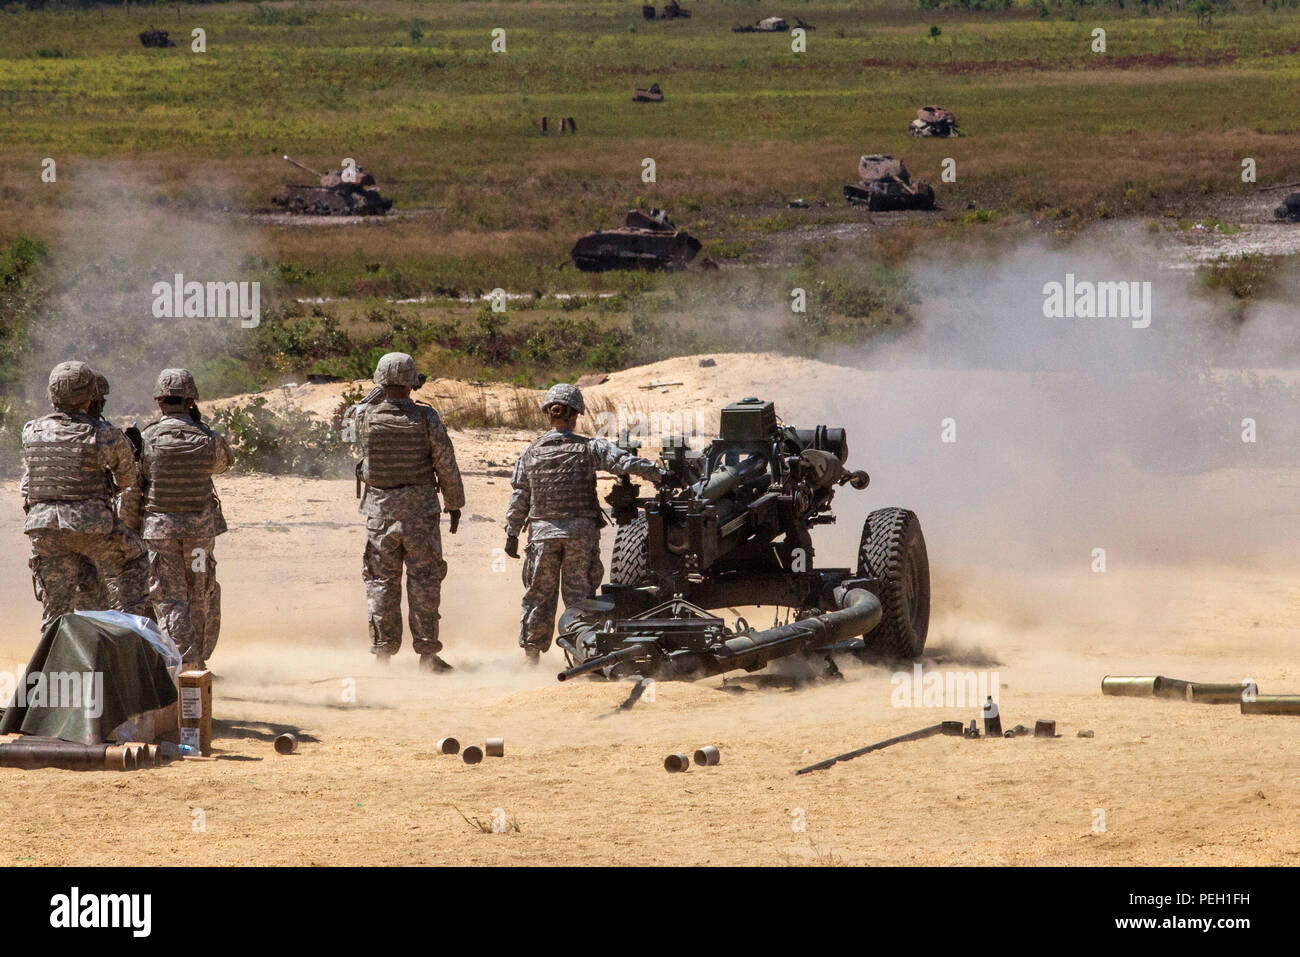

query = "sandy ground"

[1,353,1298,866]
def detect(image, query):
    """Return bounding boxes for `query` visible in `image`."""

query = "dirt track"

[0,353,1297,866]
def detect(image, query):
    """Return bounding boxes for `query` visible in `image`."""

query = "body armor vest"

[358,400,437,489]
[523,431,599,520]
[23,412,106,502]
[142,417,217,514]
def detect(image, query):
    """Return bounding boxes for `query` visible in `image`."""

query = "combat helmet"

[47,361,97,410]
[154,368,199,401]
[540,383,585,415]
[373,352,418,389]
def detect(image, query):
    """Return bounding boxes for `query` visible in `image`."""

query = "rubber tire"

[857,507,929,658]
[610,515,650,585]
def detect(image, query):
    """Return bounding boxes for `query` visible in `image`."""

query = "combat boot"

[419,653,453,674]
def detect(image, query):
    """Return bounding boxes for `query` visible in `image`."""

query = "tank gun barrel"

[283,155,325,177]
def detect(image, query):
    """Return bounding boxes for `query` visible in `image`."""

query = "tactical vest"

[142,417,217,514]
[358,400,437,489]
[522,431,599,521]
[23,412,106,502]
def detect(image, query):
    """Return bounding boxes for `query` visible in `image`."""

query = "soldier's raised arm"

[209,426,234,476]
[102,424,139,493]
[588,436,663,484]
[427,410,465,512]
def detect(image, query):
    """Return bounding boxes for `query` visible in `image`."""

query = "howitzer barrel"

[694,454,767,503]
[714,588,882,670]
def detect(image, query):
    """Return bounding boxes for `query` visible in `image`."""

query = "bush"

[209,392,352,477]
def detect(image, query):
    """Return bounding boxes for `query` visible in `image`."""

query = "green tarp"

[0,612,178,745]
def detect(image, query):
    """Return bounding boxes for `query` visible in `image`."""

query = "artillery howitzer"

[556,398,930,682]
[273,156,393,216]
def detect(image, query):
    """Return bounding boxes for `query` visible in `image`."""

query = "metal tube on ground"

[462,746,483,764]
[664,753,690,773]
[124,743,154,769]
[1101,675,1191,698]
[485,737,505,758]
[693,745,720,767]
[796,723,946,775]
[436,736,460,755]
[1187,682,1257,704]
[1241,695,1300,715]
[104,746,132,771]
[274,733,298,755]
[0,740,116,771]
[716,589,882,675]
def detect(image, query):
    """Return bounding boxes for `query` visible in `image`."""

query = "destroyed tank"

[633,83,664,103]
[272,156,393,216]
[910,105,960,137]
[843,154,936,212]
[570,209,702,272]
[1274,192,1300,222]
[138,28,176,48]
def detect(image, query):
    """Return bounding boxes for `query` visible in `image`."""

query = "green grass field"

[0,0,1297,419]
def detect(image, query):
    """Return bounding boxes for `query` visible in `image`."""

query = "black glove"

[504,533,520,559]
[447,510,460,534]
[658,470,684,489]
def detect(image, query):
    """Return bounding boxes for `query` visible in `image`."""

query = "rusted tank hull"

[273,185,392,216]
[843,181,935,212]
[1274,192,1300,221]
[570,229,702,271]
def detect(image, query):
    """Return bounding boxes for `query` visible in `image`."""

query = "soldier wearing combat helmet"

[20,361,146,630]
[137,368,233,666]
[353,352,465,671]
[72,370,151,617]
[504,383,670,664]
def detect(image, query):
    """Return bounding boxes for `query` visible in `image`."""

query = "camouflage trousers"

[519,534,603,651]
[73,521,152,619]
[28,528,151,631]
[146,537,221,666]
[363,516,447,656]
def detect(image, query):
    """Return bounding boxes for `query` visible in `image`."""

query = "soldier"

[504,384,671,664]
[73,371,151,617]
[353,352,464,672]
[21,362,145,631]
[138,369,233,666]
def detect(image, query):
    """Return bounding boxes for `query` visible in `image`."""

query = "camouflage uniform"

[73,372,150,617]
[506,384,661,653]
[354,353,465,659]
[138,369,234,666]
[21,362,147,631]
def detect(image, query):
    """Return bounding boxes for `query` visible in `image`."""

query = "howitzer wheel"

[857,507,929,658]
[610,515,651,585]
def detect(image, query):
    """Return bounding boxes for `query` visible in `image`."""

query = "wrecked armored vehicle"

[843,154,936,212]
[138,28,176,48]
[1274,193,1300,222]
[910,105,961,137]
[272,155,393,216]
[570,209,702,271]
[733,16,813,32]
[633,83,664,102]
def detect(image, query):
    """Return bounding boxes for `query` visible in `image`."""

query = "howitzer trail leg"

[403,517,447,655]
[363,520,405,655]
